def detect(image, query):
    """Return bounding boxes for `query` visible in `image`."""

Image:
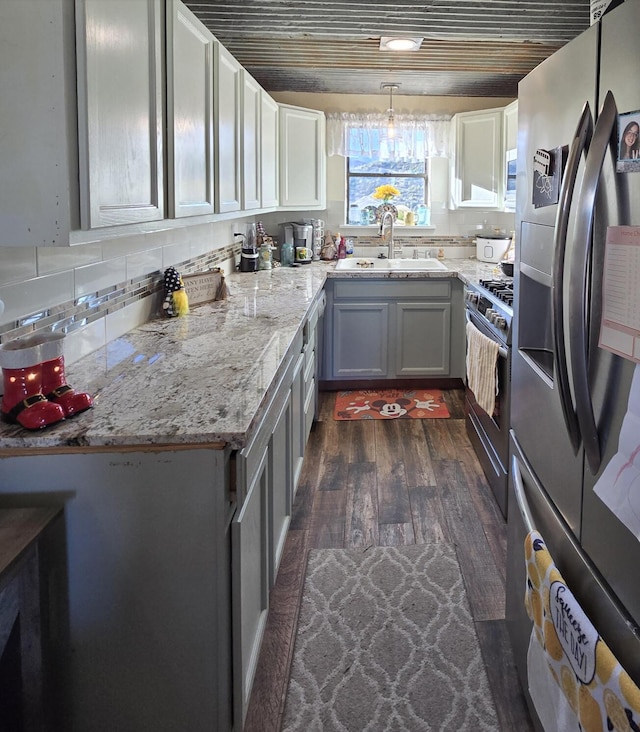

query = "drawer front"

[304,378,315,442]
[304,345,315,386]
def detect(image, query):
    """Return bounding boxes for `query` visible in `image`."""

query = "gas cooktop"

[465,277,514,345]
[477,278,514,308]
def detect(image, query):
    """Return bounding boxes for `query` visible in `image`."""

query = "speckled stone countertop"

[0,258,503,451]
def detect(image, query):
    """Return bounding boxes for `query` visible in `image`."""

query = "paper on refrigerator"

[599,226,640,364]
[593,362,640,539]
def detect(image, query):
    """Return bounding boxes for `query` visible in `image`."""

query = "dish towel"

[524,530,640,732]
[465,321,500,416]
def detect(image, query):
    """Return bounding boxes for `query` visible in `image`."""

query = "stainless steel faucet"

[379,210,400,259]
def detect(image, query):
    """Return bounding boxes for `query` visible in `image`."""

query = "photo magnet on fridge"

[617,110,640,173]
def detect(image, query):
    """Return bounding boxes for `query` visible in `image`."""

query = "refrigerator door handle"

[570,90,619,475]
[511,454,536,534]
[551,102,593,455]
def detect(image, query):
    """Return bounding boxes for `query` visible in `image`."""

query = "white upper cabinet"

[260,93,280,209]
[242,72,262,211]
[0,0,77,247]
[279,105,326,209]
[503,100,518,153]
[166,0,215,218]
[214,43,242,213]
[75,0,164,228]
[450,108,503,209]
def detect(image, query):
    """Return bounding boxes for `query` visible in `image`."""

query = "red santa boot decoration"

[38,333,94,418]
[0,336,66,430]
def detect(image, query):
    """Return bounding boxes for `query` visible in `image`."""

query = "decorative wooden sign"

[182,270,228,306]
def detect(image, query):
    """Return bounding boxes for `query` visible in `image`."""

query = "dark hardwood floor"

[244,387,534,732]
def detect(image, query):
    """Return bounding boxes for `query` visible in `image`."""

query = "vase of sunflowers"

[373,184,400,221]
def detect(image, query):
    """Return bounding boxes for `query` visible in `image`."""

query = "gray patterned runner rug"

[282,543,499,731]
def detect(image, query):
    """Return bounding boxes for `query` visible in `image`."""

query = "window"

[345,129,429,225]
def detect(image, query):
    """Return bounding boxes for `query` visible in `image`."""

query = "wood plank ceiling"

[183,0,591,97]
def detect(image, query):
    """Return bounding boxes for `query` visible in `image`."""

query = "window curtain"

[326,112,451,160]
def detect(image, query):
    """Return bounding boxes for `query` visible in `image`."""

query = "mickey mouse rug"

[333,389,450,420]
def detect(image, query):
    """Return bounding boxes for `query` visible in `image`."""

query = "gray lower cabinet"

[290,352,305,495]
[233,291,324,727]
[324,278,465,381]
[0,447,235,732]
[333,302,390,378]
[394,301,451,376]
[232,448,269,730]
[0,293,325,732]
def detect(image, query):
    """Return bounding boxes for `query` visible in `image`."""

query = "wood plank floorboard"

[344,461,379,549]
[475,619,535,731]
[397,418,437,487]
[438,461,506,622]
[374,420,412,525]
[308,487,347,548]
[243,388,534,732]
[408,484,451,544]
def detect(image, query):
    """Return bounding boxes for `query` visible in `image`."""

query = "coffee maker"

[278,222,313,262]
[238,223,259,272]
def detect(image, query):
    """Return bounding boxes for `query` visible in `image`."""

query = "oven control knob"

[466,291,478,304]
[485,308,495,321]
[495,317,506,329]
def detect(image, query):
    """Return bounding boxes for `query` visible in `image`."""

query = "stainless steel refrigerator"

[507,1,640,728]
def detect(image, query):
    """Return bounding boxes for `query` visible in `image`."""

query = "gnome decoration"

[162,267,189,317]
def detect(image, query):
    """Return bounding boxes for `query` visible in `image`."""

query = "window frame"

[345,156,431,225]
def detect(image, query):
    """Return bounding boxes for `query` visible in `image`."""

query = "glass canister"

[259,241,272,270]
[280,240,294,266]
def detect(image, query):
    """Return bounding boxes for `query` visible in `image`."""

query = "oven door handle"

[465,310,508,359]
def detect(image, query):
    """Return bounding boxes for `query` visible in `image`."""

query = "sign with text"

[550,580,598,684]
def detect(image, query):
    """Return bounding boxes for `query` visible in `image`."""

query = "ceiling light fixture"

[380,36,423,52]
[381,83,400,139]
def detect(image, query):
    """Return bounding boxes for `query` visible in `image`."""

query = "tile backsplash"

[0,237,238,368]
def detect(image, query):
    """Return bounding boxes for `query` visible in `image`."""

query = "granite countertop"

[0,258,502,451]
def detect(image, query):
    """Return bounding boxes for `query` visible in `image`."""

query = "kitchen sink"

[334,257,448,272]
[388,258,448,271]
[334,258,391,270]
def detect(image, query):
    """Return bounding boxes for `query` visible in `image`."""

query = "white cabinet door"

[279,104,326,209]
[242,72,262,211]
[0,1,76,246]
[451,108,503,208]
[260,92,279,209]
[214,42,242,213]
[76,0,164,228]
[503,100,518,153]
[166,0,215,218]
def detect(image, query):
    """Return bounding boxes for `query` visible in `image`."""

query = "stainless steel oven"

[464,278,513,517]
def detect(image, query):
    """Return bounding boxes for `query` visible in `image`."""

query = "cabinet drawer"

[304,378,315,442]
[304,345,315,384]
[333,280,451,300]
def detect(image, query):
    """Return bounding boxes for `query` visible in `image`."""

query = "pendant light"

[382,83,399,139]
